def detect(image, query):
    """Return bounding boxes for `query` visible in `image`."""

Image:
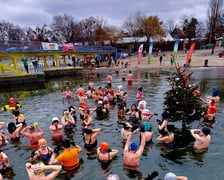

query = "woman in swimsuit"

[83,127,101,149]
[157,127,174,144]
[126,104,139,122]
[61,110,75,131]
[12,110,26,126]
[7,122,23,142]
[30,138,53,165]
[141,122,153,145]
[97,142,118,163]
[0,152,9,175]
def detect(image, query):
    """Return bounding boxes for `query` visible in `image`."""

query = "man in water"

[127,70,133,84]
[21,125,44,148]
[123,130,146,168]
[49,117,63,143]
[190,127,211,152]
[50,139,82,171]
[106,73,113,88]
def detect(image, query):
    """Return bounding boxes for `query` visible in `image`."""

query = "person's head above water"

[164,172,177,180]
[202,127,211,136]
[100,142,109,153]
[7,122,16,134]
[129,141,138,151]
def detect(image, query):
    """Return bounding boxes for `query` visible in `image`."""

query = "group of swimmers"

[0,70,220,180]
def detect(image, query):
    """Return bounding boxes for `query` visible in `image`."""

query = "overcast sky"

[0,0,210,28]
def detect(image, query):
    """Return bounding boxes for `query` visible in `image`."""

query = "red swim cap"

[100,142,109,153]
[80,101,86,107]
[10,97,14,101]
[95,91,99,95]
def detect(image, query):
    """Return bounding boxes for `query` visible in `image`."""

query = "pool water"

[0,67,223,180]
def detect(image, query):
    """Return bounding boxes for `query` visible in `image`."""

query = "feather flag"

[148,41,153,64]
[186,42,196,65]
[173,40,179,63]
[137,44,144,64]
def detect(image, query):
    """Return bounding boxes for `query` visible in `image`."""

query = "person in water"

[157,126,174,144]
[127,70,133,84]
[106,73,113,88]
[0,152,9,176]
[12,110,26,126]
[123,130,146,168]
[49,117,63,143]
[25,162,61,180]
[97,142,118,163]
[21,125,44,148]
[61,87,74,99]
[61,110,75,131]
[158,111,169,132]
[126,104,139,123]
[75,84,84,95]
[121,122,138,143]
[7,122,23,142]
[83,126,101,149]
[0,132,9,146]
[121,70,126,81]
[50,139,82,171]
[206,89,220,107]
[82,108,96,126]
[190,127,211,152]
[68,106,77,123]
[30,138,54,165]
[8,97,18,108]
[141,122,153,145]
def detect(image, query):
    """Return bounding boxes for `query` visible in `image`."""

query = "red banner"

[62,44,75,52]
[137,44,144,64]
[186,42,196,65]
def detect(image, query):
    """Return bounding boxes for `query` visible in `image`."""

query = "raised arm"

[44,164,62,179]
[92,128,101,139]
[36,126,44,137]
[21,126,31,137]
[190,129,202,140]
[136,132,146,157]
[124,132,133,152]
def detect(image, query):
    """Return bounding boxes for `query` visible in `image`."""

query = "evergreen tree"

[164,64,205,128]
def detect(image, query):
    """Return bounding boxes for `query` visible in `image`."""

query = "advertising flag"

[137,44,144,64]
[186,42,196,65]
[148,41,153,64]
[173,40,179,63]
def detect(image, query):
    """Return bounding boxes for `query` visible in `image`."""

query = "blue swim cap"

[213,89,220,96]
[143,122,150,131]
[130,142,138,151]
[85,109,90,114]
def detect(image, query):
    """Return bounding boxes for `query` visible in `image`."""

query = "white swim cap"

[164,172,177,180]
[137,100,147,110]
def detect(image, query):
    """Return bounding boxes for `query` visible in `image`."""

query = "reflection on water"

[0,67,224,179]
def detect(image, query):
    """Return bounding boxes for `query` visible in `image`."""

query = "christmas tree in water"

[164,63,204,128]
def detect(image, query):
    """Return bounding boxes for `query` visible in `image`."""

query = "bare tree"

[51,14,78,43]
[207,0,223,42]
[0,21,25,43]
[164,20,176,34]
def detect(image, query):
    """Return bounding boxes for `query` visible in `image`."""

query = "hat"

[98,101,103,105]
[80,101,86,107]
[109,89,114,94]
[85,109,90,114]
[9,97,14,101]
[64,110,69,114]
[162,111,169,119]
[213,89,220,96]
[100,142,109,153]
[62,139,70,148]
[52,117,59,124]
[143,122,150,131]
[39,138,47,146]
[107,174,120,180]
[130,142,138,151]
[117,85,123,91]
[103,96,108,102]
[202,127,211,136]
[95,91,99,95]
[8,122,16,134]
[137,101,147,110]
[164,172,177,180]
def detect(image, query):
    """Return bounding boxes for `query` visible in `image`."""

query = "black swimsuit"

[84,135,97,149]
